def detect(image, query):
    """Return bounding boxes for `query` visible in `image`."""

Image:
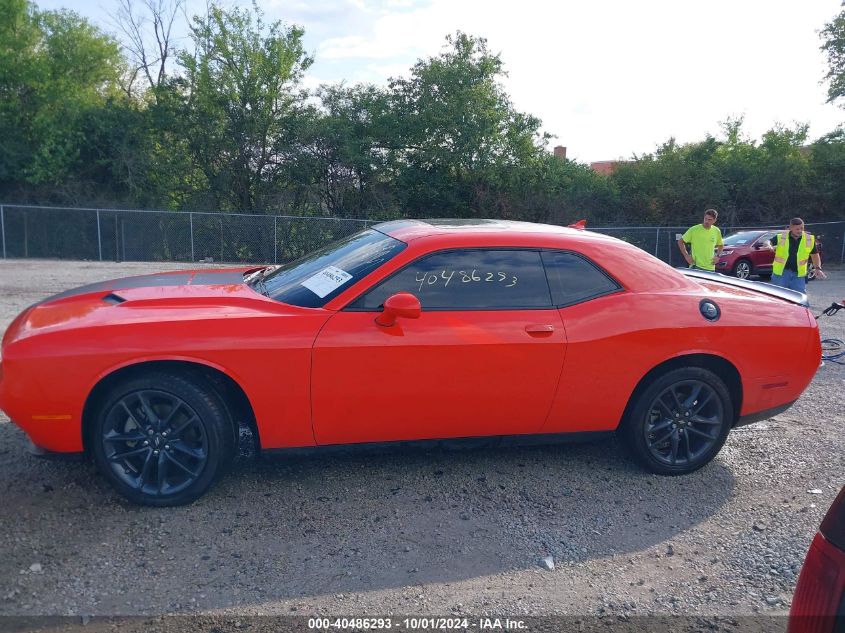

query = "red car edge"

[789,486,845,633]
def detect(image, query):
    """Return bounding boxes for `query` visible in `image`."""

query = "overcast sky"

[44,0,845,164]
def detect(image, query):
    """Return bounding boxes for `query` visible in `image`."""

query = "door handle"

[525,324,555,335]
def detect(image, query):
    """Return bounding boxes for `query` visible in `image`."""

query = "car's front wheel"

[91,371,235,506]
[619,367,733,475]
[732,259,752,279]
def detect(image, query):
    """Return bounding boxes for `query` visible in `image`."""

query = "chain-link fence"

[1,204,843,266]
[0,205,374,264]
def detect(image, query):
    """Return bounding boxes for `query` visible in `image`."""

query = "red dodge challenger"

[0,220,822,505]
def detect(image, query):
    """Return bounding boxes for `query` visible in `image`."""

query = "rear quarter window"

[541,251,621,307]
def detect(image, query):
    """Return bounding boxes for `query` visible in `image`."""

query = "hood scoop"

[190,271,247,285]
[102,293,127,305]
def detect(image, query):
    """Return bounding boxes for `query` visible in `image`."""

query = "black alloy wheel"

[92,372,234,506]
[732,259,752,279]
[620,367,733,475]
[643,380,723,467]
[102,390,208,496]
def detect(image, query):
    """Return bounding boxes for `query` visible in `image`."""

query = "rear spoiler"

[679,269,809,307]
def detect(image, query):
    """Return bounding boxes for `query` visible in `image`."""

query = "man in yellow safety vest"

[765,218,826,292]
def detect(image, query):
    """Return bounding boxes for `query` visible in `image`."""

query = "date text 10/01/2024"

[307,617,528,630]
[416,270,519,291]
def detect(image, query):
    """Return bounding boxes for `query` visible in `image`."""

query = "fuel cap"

[700,299,721,321]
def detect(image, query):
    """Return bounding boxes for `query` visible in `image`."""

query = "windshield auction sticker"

[301,266,353,298]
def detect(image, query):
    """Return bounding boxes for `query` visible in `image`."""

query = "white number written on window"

[415,269,517,292]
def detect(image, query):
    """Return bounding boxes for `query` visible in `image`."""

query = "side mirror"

[375,292,421,327]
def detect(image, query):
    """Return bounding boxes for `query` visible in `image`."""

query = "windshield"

[723,232,763,247]
[252,229,406,308]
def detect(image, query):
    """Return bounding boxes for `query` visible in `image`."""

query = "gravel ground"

[0,259,843,620]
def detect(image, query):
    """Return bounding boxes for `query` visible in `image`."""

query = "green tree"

[0,0,123,192]
[608,118,816,228]
[821,4,845,107]
[808,128,845,221]
[0,0,41,184]
[305,84,398,218]
[388,32,549,217]
[610,137,723,226]
[477,154,620,225]
[172,2,313,211]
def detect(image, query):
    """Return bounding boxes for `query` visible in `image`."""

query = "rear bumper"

[734,400,797,428]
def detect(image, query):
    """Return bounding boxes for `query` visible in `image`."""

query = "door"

[752,232,777,274]
[311,249,567,445]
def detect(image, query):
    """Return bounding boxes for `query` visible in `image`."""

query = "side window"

[541,251,621,307]
[349,250,553,310]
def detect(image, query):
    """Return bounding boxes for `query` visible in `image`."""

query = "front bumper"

[0,358,84,453]
[29,440,85,461]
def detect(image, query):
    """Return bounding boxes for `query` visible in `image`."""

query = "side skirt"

[260,431,614,459]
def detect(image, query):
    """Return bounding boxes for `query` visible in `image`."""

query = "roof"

[372,218,617,245]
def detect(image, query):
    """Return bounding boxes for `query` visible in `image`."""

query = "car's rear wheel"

[91,371,234,506]
[619,367,733,475]
[732,259,752,279]
[807,262,816,281]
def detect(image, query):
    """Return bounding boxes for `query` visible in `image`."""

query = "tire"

[91,371,235,506]
[806,262,816,282]
[732,259,752,280]
[619,367,733,475]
